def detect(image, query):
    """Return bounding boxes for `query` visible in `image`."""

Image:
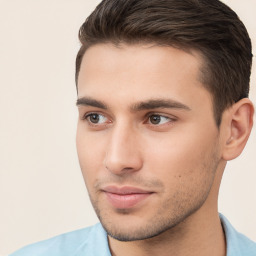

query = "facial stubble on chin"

[89,189,208,242]
[86,157,219,242]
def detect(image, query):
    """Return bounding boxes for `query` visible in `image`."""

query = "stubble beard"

[86,150,220,242]
[90,186,212,242]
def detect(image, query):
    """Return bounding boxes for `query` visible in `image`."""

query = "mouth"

[102,186,154,209]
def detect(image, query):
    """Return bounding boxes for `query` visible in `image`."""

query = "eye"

[85,113,108,124]
[148,114,171,125]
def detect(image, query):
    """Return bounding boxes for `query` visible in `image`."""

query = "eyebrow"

[131,99,191,111]
[76,97,191,111]
[76,97,107,109]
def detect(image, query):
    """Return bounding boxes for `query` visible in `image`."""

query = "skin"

[76,43,254,256]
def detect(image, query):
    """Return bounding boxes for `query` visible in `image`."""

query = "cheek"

[76,128,106,183]
[143,132,219,211]
[143,126,218,180]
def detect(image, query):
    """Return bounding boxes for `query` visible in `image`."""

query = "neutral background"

[0,0,255,255]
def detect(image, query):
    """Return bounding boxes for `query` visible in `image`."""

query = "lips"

[102,186,154,209]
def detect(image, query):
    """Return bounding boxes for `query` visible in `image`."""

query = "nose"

[104,123,143,175]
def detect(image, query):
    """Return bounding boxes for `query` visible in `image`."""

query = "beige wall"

[0,0,255,255]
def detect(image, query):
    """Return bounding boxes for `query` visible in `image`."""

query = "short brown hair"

[75,0,252,125]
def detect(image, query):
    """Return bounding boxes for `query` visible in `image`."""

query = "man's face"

[76,43,222,241]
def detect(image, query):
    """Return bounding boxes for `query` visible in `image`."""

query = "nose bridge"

[104,121,142,174]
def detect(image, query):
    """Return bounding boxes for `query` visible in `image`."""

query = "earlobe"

[222,98,254,161]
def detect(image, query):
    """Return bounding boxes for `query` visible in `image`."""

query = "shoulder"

[220,214,256,256]
[9,223,111,256]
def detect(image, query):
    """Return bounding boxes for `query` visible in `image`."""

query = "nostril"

[103,133,143,174]
[104,157,143,175]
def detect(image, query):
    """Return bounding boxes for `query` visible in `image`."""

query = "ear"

[221,98,254,161]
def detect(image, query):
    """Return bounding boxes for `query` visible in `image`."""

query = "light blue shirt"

[10,214,256,256]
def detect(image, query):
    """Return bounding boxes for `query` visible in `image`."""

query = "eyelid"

[145,112,177,120]
[82,112,112,128]
[144,113,177,128]
[81,111,105,120]
[80,110,177,127]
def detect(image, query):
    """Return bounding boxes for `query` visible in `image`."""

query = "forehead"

[78,43,203,81]
[77,43,211,110]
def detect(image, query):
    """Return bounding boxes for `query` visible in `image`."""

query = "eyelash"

[82,113,110,127]
[82,112,176,127]
[145,113,175,126]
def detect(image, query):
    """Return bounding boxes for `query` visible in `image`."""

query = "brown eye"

[89,114,100,123]
[148,114,171,125]
[149,115,161,124]
[85,113,108,125]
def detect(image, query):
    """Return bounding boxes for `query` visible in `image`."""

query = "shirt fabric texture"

[9,214,256,256]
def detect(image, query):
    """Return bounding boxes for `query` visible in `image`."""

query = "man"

[10,0,255,255]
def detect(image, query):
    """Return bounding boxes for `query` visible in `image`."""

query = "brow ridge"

[76,97,191,112]
[76,97,108,109]
[131,99,191,111]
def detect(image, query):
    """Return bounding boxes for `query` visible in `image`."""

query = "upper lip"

[102,186,153,195]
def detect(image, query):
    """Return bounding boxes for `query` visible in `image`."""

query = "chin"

[98,209,189,242]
